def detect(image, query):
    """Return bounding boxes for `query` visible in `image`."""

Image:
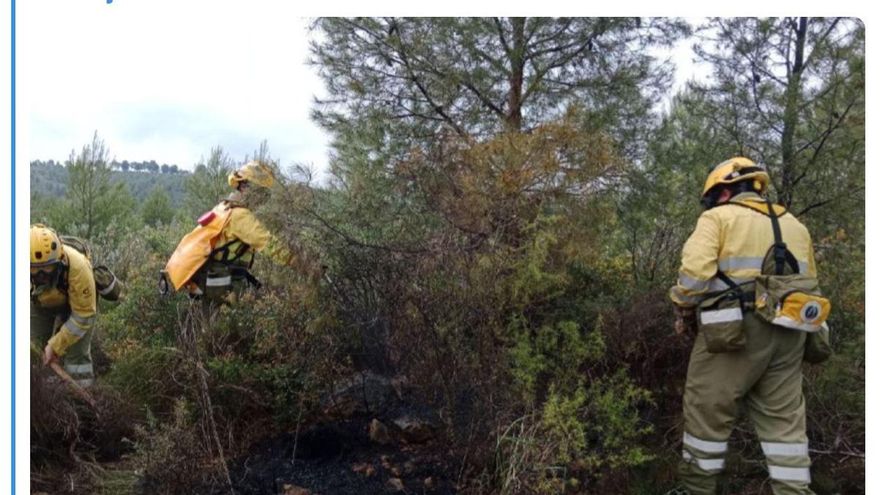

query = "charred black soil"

[200,417,458,495]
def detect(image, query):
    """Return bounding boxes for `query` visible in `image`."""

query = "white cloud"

[20,1,331,175]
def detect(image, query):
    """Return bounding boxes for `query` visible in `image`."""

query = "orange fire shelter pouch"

[163,204,234,291]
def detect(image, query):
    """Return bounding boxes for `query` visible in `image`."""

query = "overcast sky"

[21,2,330,174]
[20,4,708,179]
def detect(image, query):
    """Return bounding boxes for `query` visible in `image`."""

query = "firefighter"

[670,157,819,494]
[173,160,293,304]
[30,224,96,388]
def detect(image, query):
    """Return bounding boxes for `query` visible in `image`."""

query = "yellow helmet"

[30,224,64,267]
[701,157,770,199]
[228,160,276,189]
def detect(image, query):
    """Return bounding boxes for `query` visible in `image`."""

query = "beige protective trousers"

[679,311,814,495]
[31,304,94,388]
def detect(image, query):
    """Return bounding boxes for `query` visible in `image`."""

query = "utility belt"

[696,274,831,365]
[206,264,262,288]
[201,262,262,300]
[699,286,758,313]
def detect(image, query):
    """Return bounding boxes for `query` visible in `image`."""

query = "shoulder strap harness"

[710,199,800,301]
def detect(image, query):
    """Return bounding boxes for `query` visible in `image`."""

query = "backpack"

[160,203,236,294]
[59,235,124,301]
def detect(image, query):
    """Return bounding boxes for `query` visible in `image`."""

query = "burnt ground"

[201,417,458,495]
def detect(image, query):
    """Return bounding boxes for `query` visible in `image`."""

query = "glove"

[673,305,697,335]
[43,343,60,366]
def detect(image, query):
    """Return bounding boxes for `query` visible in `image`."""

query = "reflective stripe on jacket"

[669,192,817,307]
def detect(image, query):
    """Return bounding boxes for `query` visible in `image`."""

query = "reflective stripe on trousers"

[682,450,725,472]
[74,377,95,388]
[762,441,812,484]
[767,465,811,483]
[681,432,728,474]
[683,432,728,454]
[762,441,809,457]
[64,362,95,388]
[64,363,94,375]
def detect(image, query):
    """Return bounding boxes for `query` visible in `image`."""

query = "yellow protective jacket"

[32,245,97,356]
[212,197,293,267]
[669,192,817,307]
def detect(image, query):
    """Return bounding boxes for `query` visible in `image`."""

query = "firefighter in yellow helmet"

[669,157,820,494]
[188,160,294,303]
[30,224,97,388]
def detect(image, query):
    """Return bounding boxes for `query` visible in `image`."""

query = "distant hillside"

[30,160,191,207]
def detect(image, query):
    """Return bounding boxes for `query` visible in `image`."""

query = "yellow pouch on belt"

[754,274,831,333]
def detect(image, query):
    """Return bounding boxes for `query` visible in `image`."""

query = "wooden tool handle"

[49,361,98,410]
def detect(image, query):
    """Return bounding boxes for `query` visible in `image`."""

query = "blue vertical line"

[10,0,15,490]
